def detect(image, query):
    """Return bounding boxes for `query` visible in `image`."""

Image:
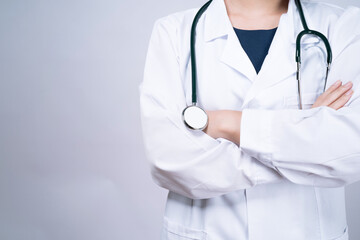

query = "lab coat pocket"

[283,91,322,109]
[162,217,207,240]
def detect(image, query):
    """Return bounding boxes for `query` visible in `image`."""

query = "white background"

[0,0,359,239]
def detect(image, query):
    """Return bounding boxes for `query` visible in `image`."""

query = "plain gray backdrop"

[0,0,359,239]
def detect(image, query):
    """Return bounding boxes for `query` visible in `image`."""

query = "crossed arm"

[205,80,354,147]
[140,17,360,199]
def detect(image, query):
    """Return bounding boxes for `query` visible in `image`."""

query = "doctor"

[139,0,360,239]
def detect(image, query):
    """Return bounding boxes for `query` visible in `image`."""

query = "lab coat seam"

[284,91,322,107]
[156,17,181,66]
[166,230,206,239]
[254,160,259,187]
[268,109,275,163]
[319,152,360,165]
[313,187,323,240]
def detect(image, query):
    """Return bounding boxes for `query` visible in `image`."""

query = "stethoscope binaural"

[182,0,333,131]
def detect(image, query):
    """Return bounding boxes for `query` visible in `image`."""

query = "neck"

[223,0,289,29]
[224,0,289,18]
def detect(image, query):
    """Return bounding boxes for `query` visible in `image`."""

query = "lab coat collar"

[202,0,320,107]
[203,0,297,82]
[203,0,230,42]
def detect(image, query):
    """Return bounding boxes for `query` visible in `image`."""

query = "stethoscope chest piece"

[182,105,209,130]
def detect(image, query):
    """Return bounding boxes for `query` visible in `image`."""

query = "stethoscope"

[182,0,333,131]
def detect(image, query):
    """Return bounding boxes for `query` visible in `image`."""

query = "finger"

[325,80,342,94]
[314,80,342,104]
[328,89,354,110]
[322,81,353,106]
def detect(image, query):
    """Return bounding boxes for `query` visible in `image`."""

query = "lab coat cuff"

[239,108,273,163]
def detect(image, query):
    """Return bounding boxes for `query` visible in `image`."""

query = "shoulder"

[301,0,360,31]
[302,0,345,17]
[301,1,360,33]
[148,7,200,59]
[151,7,199,36]
[302,1,360,58]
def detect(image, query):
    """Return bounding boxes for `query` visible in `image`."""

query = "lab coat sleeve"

[139,17,283,199]
[240,29,360,187]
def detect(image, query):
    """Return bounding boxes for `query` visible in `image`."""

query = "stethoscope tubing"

[190,0,213,105]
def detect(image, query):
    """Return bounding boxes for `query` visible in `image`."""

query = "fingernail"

[344,81,352,87]
[345,89,353,95]
[333,80,341,86]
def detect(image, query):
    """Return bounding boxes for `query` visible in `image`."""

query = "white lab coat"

[139,0,360,239]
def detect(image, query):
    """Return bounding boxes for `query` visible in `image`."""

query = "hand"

[312,80,354,110]
[203,110,242,146]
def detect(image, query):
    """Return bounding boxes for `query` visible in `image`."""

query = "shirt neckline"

[233,26,278,32]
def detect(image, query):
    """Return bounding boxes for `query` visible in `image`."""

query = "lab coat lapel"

[204,0,257,81]
[221,28,258,81]
[258,0,298,86]
[241,0,301,107]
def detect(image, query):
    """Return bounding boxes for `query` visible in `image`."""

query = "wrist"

[220,110,242,145]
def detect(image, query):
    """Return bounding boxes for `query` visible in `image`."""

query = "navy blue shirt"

[233,27,277,74]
